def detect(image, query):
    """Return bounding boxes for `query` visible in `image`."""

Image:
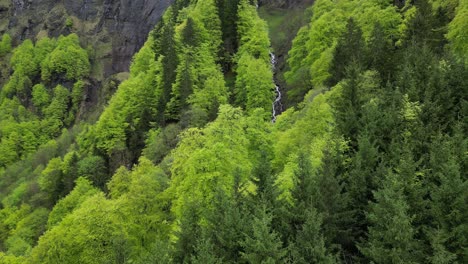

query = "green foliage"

[142,124,182,164]
[241,206,287,264]
[77,156,107,188]
[31,84,51,111]
[0,252,26,263]
[129,37,156,76]
[0,34,12,57]
[34,37,57,66]
[286,0,403,92]
[47,177,99,228]
[234,0,274,112]
[71,80,85,113]
[5,208,49,256]
[237,0,271,62]
[65,17,73,28]
[41,34,90,81]
[169,105,252,221]
[30,193,125,264]
[38,157,64,203]
[86,42,160,162]
[113,158,170,260]
[106,167,131,199]
[235,53,274,112]
[11,40,38,77]
[1,182,29,208]
[290,208,336,264]
[274,91,335,203]
[164,0,227,123]
[0,0,467,262]
[447,0,468,64]
[359,172,421,263]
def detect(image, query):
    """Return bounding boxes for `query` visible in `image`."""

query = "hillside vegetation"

[0,0,466,263]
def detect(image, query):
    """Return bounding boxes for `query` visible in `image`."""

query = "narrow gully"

[270,52,283,123]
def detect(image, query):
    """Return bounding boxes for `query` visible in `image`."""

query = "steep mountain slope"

[0,0,466,263]
[0,0,173,79]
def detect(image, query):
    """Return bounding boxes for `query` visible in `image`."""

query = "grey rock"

[258,0,314,9]
[0,0,174,79]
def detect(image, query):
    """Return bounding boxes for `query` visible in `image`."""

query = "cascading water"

[270,52,283,123]
[255,1,282,122]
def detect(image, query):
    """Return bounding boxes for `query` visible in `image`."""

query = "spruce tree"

[241,205,287,264]
[360,171,421,263]
[329,18,366,86]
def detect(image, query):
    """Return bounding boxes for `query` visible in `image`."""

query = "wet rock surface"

[259,0,314,9]
[0,0,173,79]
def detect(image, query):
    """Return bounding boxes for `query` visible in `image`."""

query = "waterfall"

[255,2,282,122]
[270,52,283,123]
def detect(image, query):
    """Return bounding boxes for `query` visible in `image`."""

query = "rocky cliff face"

[0,0,173,79]
[259,0,314,9]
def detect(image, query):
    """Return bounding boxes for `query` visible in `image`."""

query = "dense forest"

[0,0,467,263]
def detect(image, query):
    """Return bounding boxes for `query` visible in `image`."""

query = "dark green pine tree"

[241,205,287,264]
[403,0,447,53]
[328,18,366,86]
[367,22,397,83]
[290,208,337,264]
[173,201,201,263]
[191,237,223,264]
[157,15,179,125]
[203,184,246,263]
[345,134,381,247]
[393,142,427,236]
[216,0,240,59]
[182,18,202,48]
[282,152,334,263]
[61,151,79,196]
[333,62,363,149]
[359,171,421,264]
[173,0,192,19]
[426,134,468,263]
[312,146,352,258]
[165,53,194,122]
[252,150,278,211]
[287,151,316,241]
[135,240,172,264]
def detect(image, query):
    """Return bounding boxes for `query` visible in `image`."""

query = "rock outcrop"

[0,0,173,79]
[259,0,314,9]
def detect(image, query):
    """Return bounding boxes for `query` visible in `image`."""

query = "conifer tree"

[360,171,421,264]
[241,205,287,264]
[329,18,366,86]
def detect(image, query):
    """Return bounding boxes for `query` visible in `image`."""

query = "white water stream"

[270,52,283,123]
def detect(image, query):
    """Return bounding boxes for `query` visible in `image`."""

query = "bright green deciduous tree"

[47,177,99,229]
[447,0,468,64]
[41,34,90,81]
[0,34,12,56]
[30,193,126,264]
[169,105,252,224]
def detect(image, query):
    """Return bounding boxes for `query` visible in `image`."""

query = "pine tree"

[367,22,396,82]
[203,186,246,262]
[241,205,287,264]
[359,171,420,264]
[290,208,337,264]
[312,147,351,258]
[157,12,179,124]
[426,135,468,263]
[328,18,366,86]
[191,237,223,264]
[173,201,201,263]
